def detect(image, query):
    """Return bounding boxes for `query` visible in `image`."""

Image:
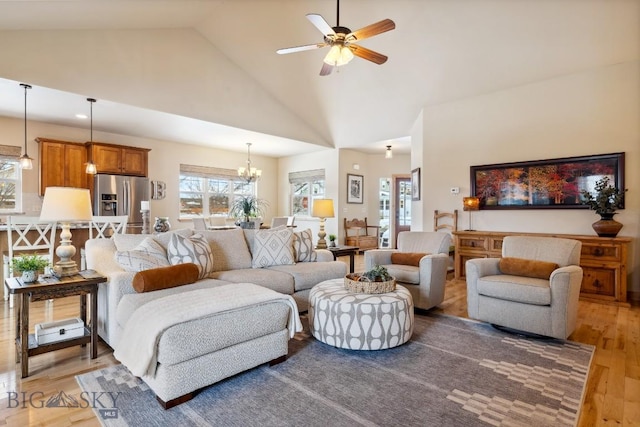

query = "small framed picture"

[411,168,421,201]
[347,174,364,204]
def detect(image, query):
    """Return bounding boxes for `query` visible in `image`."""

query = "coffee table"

[4,272,106,377]
[308,278,414,350]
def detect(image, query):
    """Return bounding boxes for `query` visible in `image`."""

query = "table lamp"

[462,196,480,231]
[312,199,335,249]
[40,187,93,277]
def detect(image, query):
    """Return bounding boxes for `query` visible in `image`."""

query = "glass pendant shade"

[85,98,97,174]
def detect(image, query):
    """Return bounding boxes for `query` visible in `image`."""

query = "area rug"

[76,313,594,427]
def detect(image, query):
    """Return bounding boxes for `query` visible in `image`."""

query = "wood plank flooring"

[0,254,638,426]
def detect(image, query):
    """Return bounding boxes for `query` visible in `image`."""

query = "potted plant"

[580,176,627,237]
[328,234,337,247]
[345,265,396,294]
[11,254,50,283]
[229,195,269,229]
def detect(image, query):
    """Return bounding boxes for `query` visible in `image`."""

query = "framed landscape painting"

[470,152,624,209]
[347,174,364,204]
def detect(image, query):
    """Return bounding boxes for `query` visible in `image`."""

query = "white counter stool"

[309,278,414,350]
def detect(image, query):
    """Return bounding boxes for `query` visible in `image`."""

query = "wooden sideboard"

[453,230,632,305]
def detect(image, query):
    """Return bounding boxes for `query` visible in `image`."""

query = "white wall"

[0,116,278,228]
[418,61,640,295]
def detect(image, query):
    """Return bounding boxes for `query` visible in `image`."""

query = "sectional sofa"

[85,227,346,349]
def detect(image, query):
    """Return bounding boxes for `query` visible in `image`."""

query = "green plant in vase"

[328,234,337,247]
[580,176,627,237]
[11,254,50,283]
[228,195,269,228]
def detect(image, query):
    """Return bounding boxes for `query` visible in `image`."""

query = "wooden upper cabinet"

[88,143,149,176]
[37,138,88,196]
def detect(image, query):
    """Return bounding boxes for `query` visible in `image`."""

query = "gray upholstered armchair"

[364,231,451,310]
[466,236,583,339]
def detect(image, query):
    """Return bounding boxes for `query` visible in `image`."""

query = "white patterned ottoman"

[309,278,414,350]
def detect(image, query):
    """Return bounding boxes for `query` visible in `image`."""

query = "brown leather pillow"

[498,257,559,280]
[132,263,200,293]
[391,252,430,267]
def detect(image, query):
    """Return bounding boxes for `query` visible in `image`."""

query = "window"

[179,164,254,219]
[289,169,325,217]
[0,145,23,213]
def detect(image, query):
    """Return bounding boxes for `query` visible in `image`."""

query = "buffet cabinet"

[453,230,632,305]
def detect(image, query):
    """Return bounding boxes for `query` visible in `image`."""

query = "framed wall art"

[470,152,624,209]
[347,174,364,204]
[411,168,421,201]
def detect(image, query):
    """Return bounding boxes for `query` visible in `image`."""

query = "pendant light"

[237,143,262,183]
[85,98,97,174]
[18,83,33,170]
[385,145,393,159]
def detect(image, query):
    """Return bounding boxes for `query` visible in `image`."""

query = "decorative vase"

[21,270,36,283]
[591,213,623,238]
[329,241,336,247]
[153,217,171,233]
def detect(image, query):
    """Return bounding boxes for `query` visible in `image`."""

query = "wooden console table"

[453,230,632,305]
[5,272,107,377]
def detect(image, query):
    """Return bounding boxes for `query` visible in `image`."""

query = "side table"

[327,245,359,273]
[4,272,107,378]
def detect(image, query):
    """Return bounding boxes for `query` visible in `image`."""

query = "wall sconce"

[462,196,480,231]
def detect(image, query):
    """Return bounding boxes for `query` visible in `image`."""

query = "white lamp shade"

[312,199,335,218]
[40,187,93,222]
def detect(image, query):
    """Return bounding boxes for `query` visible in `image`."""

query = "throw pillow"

[498,257,559,280]
[114,237,170,272]
[167,233,214,279]
[391,252,429,267]
[293,228,317,262]
[132,263,200,293]
[252,227,295,268]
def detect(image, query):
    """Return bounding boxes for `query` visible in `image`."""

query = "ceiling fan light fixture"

[323,44,353,67]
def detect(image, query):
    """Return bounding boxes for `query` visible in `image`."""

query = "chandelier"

[238,143,261,183]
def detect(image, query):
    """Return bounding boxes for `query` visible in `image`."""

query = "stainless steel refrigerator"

[93,174,150,234]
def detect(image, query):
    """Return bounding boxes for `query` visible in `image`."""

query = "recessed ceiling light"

[76,113,88,119]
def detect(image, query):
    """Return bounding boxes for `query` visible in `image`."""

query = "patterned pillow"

[115,237,170,272]
[167,233,214,279]
[252,227,296,268]
[293,229,317,262]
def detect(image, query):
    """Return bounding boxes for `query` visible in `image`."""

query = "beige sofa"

[85,227,346,349]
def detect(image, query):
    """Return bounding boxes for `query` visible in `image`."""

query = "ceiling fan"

[276,0,395,76]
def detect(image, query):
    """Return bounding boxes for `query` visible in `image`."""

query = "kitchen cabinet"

[36,138,88,195]
[88,143,149,176]
[453,230,631,306]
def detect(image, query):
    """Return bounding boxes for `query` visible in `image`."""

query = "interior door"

[393,176,412,247]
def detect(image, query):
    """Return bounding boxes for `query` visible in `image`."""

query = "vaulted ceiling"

[0,0,636,157]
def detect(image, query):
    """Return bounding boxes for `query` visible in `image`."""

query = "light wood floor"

[0,255,638,426]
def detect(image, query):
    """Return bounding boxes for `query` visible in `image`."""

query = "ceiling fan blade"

[348,19,395,42]
[320,63,334,76]
[306,14,336,37]
[277,43,326,55]
[349,44,388,64]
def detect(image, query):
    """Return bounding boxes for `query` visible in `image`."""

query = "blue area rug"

[76,312,594,426]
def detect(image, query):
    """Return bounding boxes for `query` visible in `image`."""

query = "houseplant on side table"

[11,254,50,283]
[580,176,627,237]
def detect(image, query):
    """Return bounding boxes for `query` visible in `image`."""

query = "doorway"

[392,176,411,248]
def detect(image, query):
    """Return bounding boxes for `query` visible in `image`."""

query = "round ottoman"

[309,278,414,350]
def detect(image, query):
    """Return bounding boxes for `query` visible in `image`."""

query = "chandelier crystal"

[238,143,261,183]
